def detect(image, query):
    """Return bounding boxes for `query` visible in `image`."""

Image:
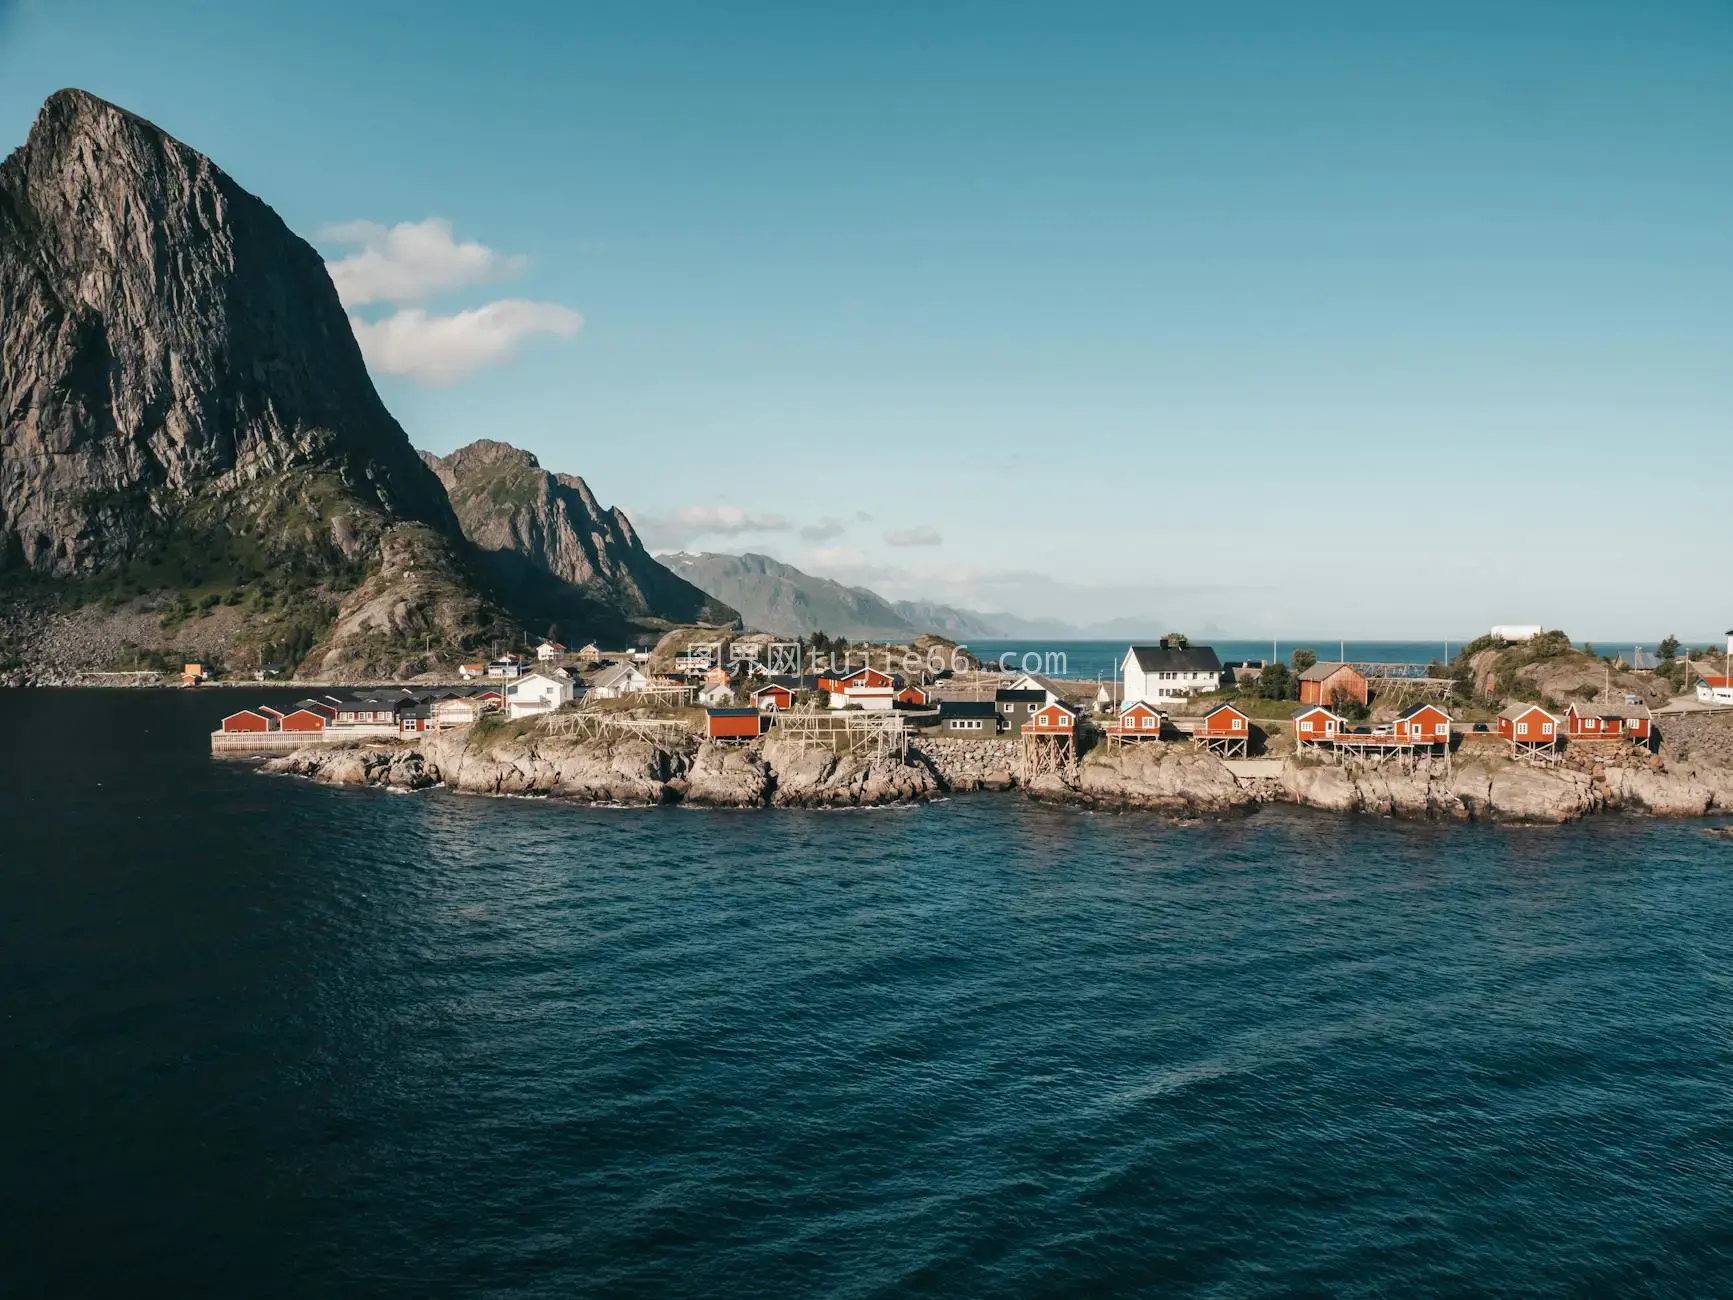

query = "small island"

[238,629,1733,825]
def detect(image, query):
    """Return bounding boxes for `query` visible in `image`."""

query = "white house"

[1697,675,1733,706]
[1121,641,1223,706]
[1007,673,1066,705]
[698,681,737,707]
[827,667,897,711]
[589,662,649,699]
[485,654,524,679]
[506,671,575,718]
[536,640,566,662]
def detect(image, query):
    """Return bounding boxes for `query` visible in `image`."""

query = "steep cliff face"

[0,88,457,575]
[422,439,735,628]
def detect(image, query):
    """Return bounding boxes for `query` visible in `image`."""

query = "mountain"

[887,599,1008,640]
[0,90,712,680]
[658,551,1002,640]
[0,88,507,676]
[421,440,736,633]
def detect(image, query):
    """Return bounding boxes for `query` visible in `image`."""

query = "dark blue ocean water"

[7,690,1733,1297]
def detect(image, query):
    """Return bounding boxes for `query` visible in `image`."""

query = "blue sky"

[2,0,1730,637]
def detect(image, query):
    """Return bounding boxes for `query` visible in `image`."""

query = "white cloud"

[808,546,871,570]
[884,526,943,548]
[799,517,846,542]
[349,301,583,384]
[322,218,527,307]
[640,505,793,549]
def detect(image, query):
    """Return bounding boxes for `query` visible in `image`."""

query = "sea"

[960,638,1669,681]
[7,688,1733,1297]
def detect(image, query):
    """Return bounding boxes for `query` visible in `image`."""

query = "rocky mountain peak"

[423,439,735,628]
[0,87,454,575]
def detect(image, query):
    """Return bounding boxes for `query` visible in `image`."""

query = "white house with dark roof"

[1121,641,1223,706]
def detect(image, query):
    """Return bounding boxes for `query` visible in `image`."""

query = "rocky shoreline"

[253,720,1733,823]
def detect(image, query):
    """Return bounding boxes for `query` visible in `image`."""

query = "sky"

[1,0,1729,638]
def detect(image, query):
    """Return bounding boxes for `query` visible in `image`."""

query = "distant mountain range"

[657,550,1165,642]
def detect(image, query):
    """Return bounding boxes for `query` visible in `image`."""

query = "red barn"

[752,683,796,711]
[220,709,272,733]
[280,708,327,732]
[896,684,931,707]
[1395,703,1452,745]
[1497,703,1559,749]
[705,707,764,741]
[1298,662,1370,707]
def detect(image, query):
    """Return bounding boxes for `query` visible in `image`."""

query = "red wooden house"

[1107,700,1166,740]
[752,682,796,711]
[1194,702,1252,756]
[896,683,931,707]
[1293,705,1345,749]
[1564,701,1652,744]
[705,707,764,741]
[1024,700,1078,734]
[1497,703,1560,752]
[220,709,273,733]
[280,707,328,732]
[820,665,893,692]
[1298,662,1370,707]
[1395,703,1452,745]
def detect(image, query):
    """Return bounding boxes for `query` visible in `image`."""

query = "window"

[1300,720,1312,733]
[1518,722,1528,736]
[1232,718,1242,731]
[1141,715,1154,729]
[1542,723,1553,735]
[1002,703,1012,712]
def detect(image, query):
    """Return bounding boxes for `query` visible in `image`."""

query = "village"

[211,629,1733,783]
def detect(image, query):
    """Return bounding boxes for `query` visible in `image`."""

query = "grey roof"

[1498,701,1557,720]
[1298,661,1359,682]
[705,707,759,718]
[995,688,1047,704]
[1127,645,1222,674]
[1568,700,1651,719]
[939,700,1000,719]
[590,663,643,689]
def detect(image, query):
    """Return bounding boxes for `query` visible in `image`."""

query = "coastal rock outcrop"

[913,737,1021,791]
[261,744,439,791]
[680,741,774,807]
[420,727,679,804]
[760,737,939,807]
[1277,757,1601,822]
[1061,747,1254,814]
